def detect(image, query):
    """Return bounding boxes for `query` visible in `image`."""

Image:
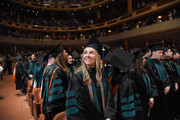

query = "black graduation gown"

[170,60,180,116]
[145,58,171,120]
[129,70,158,119]
[116,73,146,120]
[43,64,69,120]
[67,64,76,78]
[15,62,24,89]
[66,69,116,120]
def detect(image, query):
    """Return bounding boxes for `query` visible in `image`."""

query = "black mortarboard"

[71,51,80,59]
[44,43,64,61]
[104,48,134,72]
[16,55,22,60]
[86,36,103,57]
[142,47,151,54]
[171,48,178,55]
[37,55,47,65]
[151,44,163,51]
[163,47,169,53]
[132,49,144,61]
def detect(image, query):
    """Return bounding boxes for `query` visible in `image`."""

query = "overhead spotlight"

[42,9,44,11]
[89,8,91,9]
[21,8,23,10]
[32,10,34,12]
[36,14,38,16]
[28,10,29,12]
[99,5,101,7]
[112,0,114,2]
[2,3,3,5]
[37,11,38,13]
[7,4,10,7]
[74,10,76,12]
[108,30,111,33]
[72,13,74,15]
[106,6,108,8]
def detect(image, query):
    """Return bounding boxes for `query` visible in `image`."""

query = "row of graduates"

[13,36,180,120]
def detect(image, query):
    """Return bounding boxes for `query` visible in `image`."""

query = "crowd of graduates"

[13,36,180,120]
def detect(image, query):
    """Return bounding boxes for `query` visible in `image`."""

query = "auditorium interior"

[0,0,180,120]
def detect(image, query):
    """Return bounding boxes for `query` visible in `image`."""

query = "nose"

[86,52,90,57]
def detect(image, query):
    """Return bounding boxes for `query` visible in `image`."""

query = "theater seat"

[30,92,33,115]
[39,98,45,120]
[27,80,33,106]
[33,88,41,120]
[53,111,66,120]
[39,113,45,120]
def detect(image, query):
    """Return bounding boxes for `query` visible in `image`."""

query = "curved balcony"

[1,18,180,47]
[1,0,180,32]
[11,0,112,11]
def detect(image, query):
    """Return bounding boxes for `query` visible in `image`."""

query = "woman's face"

[68,55,73,64]
[63,50,68,61]
[83,47,97,68]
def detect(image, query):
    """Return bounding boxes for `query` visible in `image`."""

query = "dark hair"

[134,57,146,77]
[55,50,69,75]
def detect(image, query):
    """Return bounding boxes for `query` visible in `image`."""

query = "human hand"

[174,83,178,92]
[105,118,111,120]
[148,97,154,109]
[164,87,170,95]
[29,74,33,78]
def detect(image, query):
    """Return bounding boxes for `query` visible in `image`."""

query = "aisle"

[0,73,33,120]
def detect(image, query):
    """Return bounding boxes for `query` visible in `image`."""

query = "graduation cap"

[163,47,169,54]
[171,48,178,55]
[71,51,80,59]
[104,48,134,72]
[16,55,22,60]
[44,43,64,61]
[142,47,151,54]
[86,36,104,57]
[151,44,163,51]
[37,55,47,66]
[132,49,144,62]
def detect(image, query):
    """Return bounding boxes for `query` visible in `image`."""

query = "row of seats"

[27,80,66,120]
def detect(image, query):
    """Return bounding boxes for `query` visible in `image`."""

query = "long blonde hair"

[76,49,102,85]
[54,50,69,75]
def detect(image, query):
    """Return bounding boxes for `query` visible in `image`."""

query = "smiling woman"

[66,36,116,120]
[83,47,97,68]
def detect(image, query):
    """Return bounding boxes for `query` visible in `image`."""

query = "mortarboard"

[85,36,110,57]
[71,51,80,59]
[16,55,22,60]
[44,43,64,61]
[37,55,47,66]
[151,44,163,52]
[132,49,144,61]
[85,36,104,57]
[142,47,151,54]
[163,47,169,53]
[104,48,134,72]
[171,48,178,55]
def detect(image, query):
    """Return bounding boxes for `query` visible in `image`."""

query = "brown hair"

[134,57,146,77]
[55,50,69,75]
